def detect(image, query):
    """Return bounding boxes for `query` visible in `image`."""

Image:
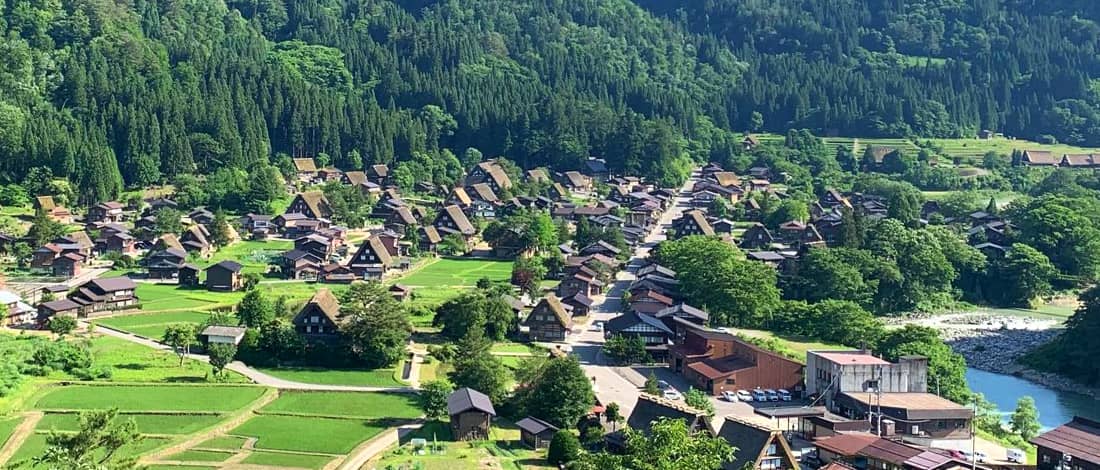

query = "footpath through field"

[89,322,418,393]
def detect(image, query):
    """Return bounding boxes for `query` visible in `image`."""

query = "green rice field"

[96,311,213,340]
[241,451,333,469]
[230,415,385,454]
[254,367,405,388]
[34,385,265,412]
[261,391,421,419]
[36,412,225,435]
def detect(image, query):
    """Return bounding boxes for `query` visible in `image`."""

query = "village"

[0,137,1096,470]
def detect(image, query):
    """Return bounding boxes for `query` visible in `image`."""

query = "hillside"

[635,0,1100,144]
[1,0,1099,201]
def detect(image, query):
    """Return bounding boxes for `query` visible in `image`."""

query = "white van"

[1005,448,1026,464]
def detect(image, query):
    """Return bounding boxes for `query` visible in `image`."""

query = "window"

[726,379,735,385]
[306,325,312,333]
[311,316,319,324]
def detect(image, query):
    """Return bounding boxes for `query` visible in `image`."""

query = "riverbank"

[894,313,1100,400]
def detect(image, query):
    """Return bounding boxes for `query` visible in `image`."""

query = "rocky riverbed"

[893,313,1100,399]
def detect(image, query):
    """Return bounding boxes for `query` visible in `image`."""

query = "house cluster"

[37,276,139,323]
[1020,150,1100,168]
[608,394,801,470]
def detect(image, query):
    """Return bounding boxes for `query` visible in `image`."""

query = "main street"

[565,170,702,418]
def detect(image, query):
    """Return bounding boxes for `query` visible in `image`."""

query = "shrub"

[547,431,581,466]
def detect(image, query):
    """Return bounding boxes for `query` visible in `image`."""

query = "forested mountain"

[636,0,1100,143]
[1,0,1099,203]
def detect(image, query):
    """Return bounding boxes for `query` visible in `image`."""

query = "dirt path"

[337,422,424,470]
[139,388,278,464]
[0,411,43,466]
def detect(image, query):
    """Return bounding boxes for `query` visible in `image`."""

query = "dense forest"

[1,0,1100,203]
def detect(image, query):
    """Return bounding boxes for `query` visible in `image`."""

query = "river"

[966,368,1100,430]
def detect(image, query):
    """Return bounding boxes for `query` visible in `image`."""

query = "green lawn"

[375,420,553,470]
[195,435,248,450]
[61,335,247,383]
[97,311,214,340]
[261,391,421,419]
[927,136,1099,161]
[490,342,543,355]
[730,328,853,361]
[230,415,385,454]
[8,434,169,468]
[202,239,293,275]
[398,258,513,309]
[399,258,512,287]
[37,413,225,435]
[135,284,242,311]
[34,385,265,412]
[254,366,404,387]
[165,449,235,462]
[0,416,21,447]
[241,451,333,469]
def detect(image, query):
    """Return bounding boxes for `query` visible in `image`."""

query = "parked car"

[777,389,792,401]
[591,321,604,332]
[657,380,671,390]
[720,391,738,402]
[1005,449,1025,464]
[662,389,683,400]
[736,390,753,402]
[751,389,767,401]
[765,389,779,401]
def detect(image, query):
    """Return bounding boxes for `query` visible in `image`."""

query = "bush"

[603,334,648,365]
[547,431,581,466]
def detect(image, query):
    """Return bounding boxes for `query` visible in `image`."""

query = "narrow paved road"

[566,170,701,417]
[89,322,418,393]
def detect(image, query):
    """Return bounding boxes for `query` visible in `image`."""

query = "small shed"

[179,263,201,287]
[201,325,247,345]
[516,417,558,449]
[204,260,243,292]
[447,388,496,441]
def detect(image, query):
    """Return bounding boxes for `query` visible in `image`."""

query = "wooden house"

[561,293,593,317]
[181,225,213,256]
[605,310,674,360]
[516,417,558,449]
[87,201,125,224]
[320,263,356,283]
[292,158,319,182]
[432,205,477,243]
[448,388,496,441]
[716,417,799,470]
[1032,416,1100,470]
[1020,150,1059,167]
[68,277,139,315]
[103,232,137,255]
[51,253,84,277]
[285,191,333,220]
[179,264,201,287]
[204,260,243,292]
[742,134,759,151]
[559,171,592,192]
[672,210,715,237]
[34,196,72,224]
[346,235,393,279]
[524,296,572,342]
[465,161,512,193]
[37,298,81,324]
[739,223,775,250]
[419,225,442,253]
[584,158,610,182]
[145,248,188,280]
[293,288,343,339]
[670,324,802,396]
[367,164,390,184]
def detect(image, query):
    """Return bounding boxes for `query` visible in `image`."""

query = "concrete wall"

[806,352,928,404]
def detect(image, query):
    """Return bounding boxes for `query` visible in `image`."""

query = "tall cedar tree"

[339,282,413,368]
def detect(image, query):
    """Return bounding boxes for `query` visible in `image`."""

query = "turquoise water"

[966,367,1100,430]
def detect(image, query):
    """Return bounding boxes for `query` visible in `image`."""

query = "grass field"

[8,434,170,468]
[97,311,213,340]
[230,415,385,454]
[201,239,293,275]
[374,421,553,470]
[37,412,226,435]
[241,451,333,469]
[164,449,235,462]
[35,385,265,412]
[398,258,513,309]
[55,335,246,383]
[135,284,243,311]
[399,258,512,287]
[0,416,21,447]
[730,328,852,361]
[254,367,404,387]
[927,137,1100,161]
[261,391,421,419]
[489,342,543,355]
[195,435,248,450]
